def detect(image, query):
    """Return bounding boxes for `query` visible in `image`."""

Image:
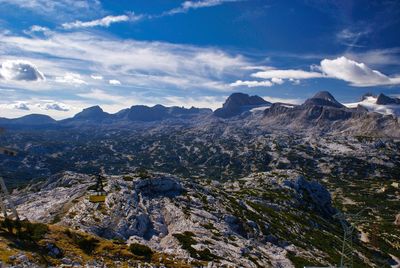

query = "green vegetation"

[137,168,150,179]
[0,219,49,241]
[64,229,99,254]
[129,243,153,260]
[287,252,322,268]
[173,231,218,261]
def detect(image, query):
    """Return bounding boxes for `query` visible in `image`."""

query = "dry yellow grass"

[0,221,200,267]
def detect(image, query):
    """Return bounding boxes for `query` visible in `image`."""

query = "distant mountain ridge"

[345,93,400,118]
[117,104,211,122]
[260,91,400,137]
[214,92,271,118]
[0,114,56,126]
[52,104,212,125]
[0,91,399,137]
[376,93,400,105]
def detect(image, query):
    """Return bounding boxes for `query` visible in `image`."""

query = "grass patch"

[173,232,218,261]
[129,243,153,260]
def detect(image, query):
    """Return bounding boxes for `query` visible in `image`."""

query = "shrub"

[76,236,99,254]
[65,231,99,255]
[19,220,49,241]
[137,168,150,179]
[129,243,153,260]
[173,232,218,261]
[123,176,134,182]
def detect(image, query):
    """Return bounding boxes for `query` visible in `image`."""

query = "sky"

[0,0,400,119]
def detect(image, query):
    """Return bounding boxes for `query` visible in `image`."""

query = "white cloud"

[76,89,145,113]
[229,76,290,88]
[165,0,241,15]
[271,77,284,84]
[230,80,273,87]
[164,95,224,110]
[29,25,49,32]
[344,48,400,66]
[336,28,370,48]
[91,74,103,80]
[62,14,140,29]
[24,25,51,35]
[0,31,247,92]
[252,69,323,80]
[0,0,102,19]
[77,89,121,102]
[0,99,73,119]
[0,59,45,81]
[237,56,400,88]
[320,56,400,87]
[109,79,121,85]
[37,101,70,111]
[345,96,400,117]
[11,101,30,110]
[55,72,87,85]
[241,66,274,71]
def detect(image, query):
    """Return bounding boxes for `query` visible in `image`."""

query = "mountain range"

[1,91,399,137]
[1,91,400,267]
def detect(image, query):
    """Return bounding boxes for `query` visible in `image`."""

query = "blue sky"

[0,0,400,118]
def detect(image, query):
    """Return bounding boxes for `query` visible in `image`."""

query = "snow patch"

[345,96,400,117]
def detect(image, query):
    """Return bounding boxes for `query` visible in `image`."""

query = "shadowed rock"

[376,93,400,105]
[303,91,344,108]
[214,93,270,118]
[135,176,183,197]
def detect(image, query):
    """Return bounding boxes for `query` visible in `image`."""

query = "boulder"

[285,176,336,217]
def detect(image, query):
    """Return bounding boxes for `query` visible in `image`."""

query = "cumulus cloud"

[109,79,121,85]
[0,60,45,81]
[320,56,400,87]
[37,101,70,111]
[3,100,70,112]
[12,102,30,110]
[55,72,87,85]
[62,14,141,29]
[271,77,284,85]
[235,56,400,88]
[230,76,294,88]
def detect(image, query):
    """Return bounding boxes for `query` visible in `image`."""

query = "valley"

[0,92,399,267]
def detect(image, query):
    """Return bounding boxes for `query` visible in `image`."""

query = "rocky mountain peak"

[376,93,400,105]
[223,92,269,107]
[361,92,376,101]
[303,91,344,108]
[214,93,270,118]
[73,105,109,121]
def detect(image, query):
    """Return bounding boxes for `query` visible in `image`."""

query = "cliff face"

[214,93,270,118]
